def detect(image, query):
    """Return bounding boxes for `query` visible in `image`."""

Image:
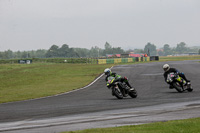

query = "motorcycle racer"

[163,64,190,88]
[104,68,133,89]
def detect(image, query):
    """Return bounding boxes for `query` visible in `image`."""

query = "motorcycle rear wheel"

[128,88,138,98]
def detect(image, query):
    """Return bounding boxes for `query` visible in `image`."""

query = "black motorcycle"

[167,72,193,92]
[107,76,137,99]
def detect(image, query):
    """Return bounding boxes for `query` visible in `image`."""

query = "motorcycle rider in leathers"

[104,68,133,89]
[163,64,190,89]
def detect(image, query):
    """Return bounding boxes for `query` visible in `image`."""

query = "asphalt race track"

[0,60,200,133]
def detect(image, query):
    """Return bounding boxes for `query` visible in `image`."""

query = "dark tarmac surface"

[0,60,200,133]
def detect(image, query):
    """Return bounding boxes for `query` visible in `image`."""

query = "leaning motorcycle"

[107,76,137,99]
[167,72,193,92]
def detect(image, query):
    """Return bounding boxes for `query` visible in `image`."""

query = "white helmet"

[163,64,170,72]
[104,68,111,76]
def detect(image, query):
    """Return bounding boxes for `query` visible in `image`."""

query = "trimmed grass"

[61,117,200,133]
[0,63,113,103]
[159,55,200,61]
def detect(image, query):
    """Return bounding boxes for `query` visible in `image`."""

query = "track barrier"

[98,57,152,64]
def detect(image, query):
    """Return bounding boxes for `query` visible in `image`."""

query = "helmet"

[104,68,111,76]
[163,64,170,72]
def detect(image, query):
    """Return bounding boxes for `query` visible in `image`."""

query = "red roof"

[106,54,121,57]
[115,54,121,57]
[129,54,144,57]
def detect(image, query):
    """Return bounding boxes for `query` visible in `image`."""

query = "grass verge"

[0,63,113,103]
[159,55,200,61]
[61,117,200,133]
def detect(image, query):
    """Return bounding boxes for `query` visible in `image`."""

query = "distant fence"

[0,56,159,64]
[0,58,98,64]
[97,57,152,64]
[18,60,32,64]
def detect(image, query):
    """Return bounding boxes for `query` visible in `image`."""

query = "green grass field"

[61,117,200,133]
[159,55,200,61]
[0,63,113,103]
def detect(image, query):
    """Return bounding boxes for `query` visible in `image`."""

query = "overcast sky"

[0,0,200,51]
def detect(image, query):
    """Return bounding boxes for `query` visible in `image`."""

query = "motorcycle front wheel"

[112,87,123,99]
[187,88,193,92]
[187,83,193,92]
[173,82,184,93]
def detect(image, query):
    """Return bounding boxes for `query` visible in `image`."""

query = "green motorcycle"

[107,76,137,99]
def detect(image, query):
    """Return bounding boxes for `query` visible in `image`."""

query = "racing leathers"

[163,68,190,86]
[105,72,132,88]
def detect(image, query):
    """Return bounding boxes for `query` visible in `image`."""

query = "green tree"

[158,50,164,56]
[0,52,4,59]
[15,51,22,58]
[133,49,144,54]
[4,50,13,59]
[46,45,59,57]
[104,42,112,49]
[21,51,28,58]
[68,48,78,57]
[103,42,125,56]
[74,48,89,57]
[59,44,69,57]
[35,49,47,58]
[144,42,157,56]
[113,47,124,54]
[163,44,172,56]
[90,46,101,57]
[176,42,187,54]
[103,42,113,55]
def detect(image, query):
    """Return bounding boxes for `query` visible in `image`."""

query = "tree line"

[0,42,199,59]
[144,42,200,56]
[0,42,125,59]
